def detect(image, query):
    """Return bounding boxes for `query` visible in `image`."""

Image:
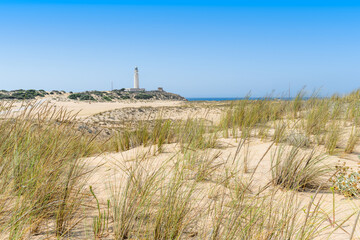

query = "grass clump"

[183,150,223,182]
[177,118,218,152]
[111,118,217,153]
[345,127,359,153]
[0,102,103,238]
[153,161,197,240]
[219,98,286,139]
[324,121,341,155]
[303,99,329,136]
[271,145,329,191]
[272,120,287,144]
[112,120,175,151]
[111,161,162,239]
[90,186,110,239]
[208,187,326,239]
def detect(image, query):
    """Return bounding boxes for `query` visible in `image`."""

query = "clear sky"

[1,1,360,98]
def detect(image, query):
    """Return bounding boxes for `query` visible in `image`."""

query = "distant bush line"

[0,89,47,100]
[68,93,95,101]
[0,89,186,101]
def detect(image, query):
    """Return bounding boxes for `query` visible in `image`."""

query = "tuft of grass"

[303,99,329,136]
[183,150,224,182]
[90,186,109,239]
[112,118,217,153]
[207,187,326,239]
[272,120,287,144]
[345,127,359,154]
[271,145,329,191]
[112,120,174,151]
[153,161,197,240]
[177,118,218,152]
[219,98,286,139]
[0,102,103,238]
[111,159,164,239]
[325,121,341,155]
[291,88,306,119]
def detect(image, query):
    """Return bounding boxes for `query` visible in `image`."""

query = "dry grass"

[271,145,329,191]
[0,102,104,238]
[3,89,360,239]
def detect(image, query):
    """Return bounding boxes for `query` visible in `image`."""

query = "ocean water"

[187,97,295,101]
[187,97,240,101]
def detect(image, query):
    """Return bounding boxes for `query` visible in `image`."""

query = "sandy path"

[50,100,185,118]
[4,99,186,119]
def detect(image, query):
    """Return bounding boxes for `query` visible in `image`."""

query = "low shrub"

[93,91,105,97]
[80,94,95,101]
[0,94,11,99]
[7,89,44,99]
[51,90,62,95]
[134,94,153,100]
[68,93,95,101]
[331,163,360,197]
[68,93,81,100]
[102,95,112,101]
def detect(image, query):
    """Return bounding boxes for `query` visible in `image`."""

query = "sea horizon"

[186,97,300,101]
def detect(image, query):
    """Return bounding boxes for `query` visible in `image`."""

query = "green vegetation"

[0,89,45,100]
[3,89,360,238]
[271,145,329,190]
[134,93,153,99]
[0,103,106,238]
[111,118,216,153]
[68,92,95,101]
[102,95,113,101]
[121,95,130,99]
[66,90,182,101]
[0,88,185,101]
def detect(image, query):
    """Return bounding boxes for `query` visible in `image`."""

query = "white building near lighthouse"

[125,67,145,92]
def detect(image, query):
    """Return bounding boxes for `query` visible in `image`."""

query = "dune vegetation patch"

[3,90,360,238]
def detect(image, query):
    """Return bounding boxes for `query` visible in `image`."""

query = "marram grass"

[2,89,360,239]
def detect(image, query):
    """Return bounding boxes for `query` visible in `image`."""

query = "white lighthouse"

[125,67,145,92]
[134,67,139,88]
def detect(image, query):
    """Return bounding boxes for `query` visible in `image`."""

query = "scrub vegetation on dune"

[3,90,360,239]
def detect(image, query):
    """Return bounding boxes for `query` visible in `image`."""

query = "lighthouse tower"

[134,67,139,88]
[125,67,145,92]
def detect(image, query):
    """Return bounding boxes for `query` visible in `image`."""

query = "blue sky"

[0,1,360,97]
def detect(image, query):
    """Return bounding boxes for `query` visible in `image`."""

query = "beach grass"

[2,90,360,238]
